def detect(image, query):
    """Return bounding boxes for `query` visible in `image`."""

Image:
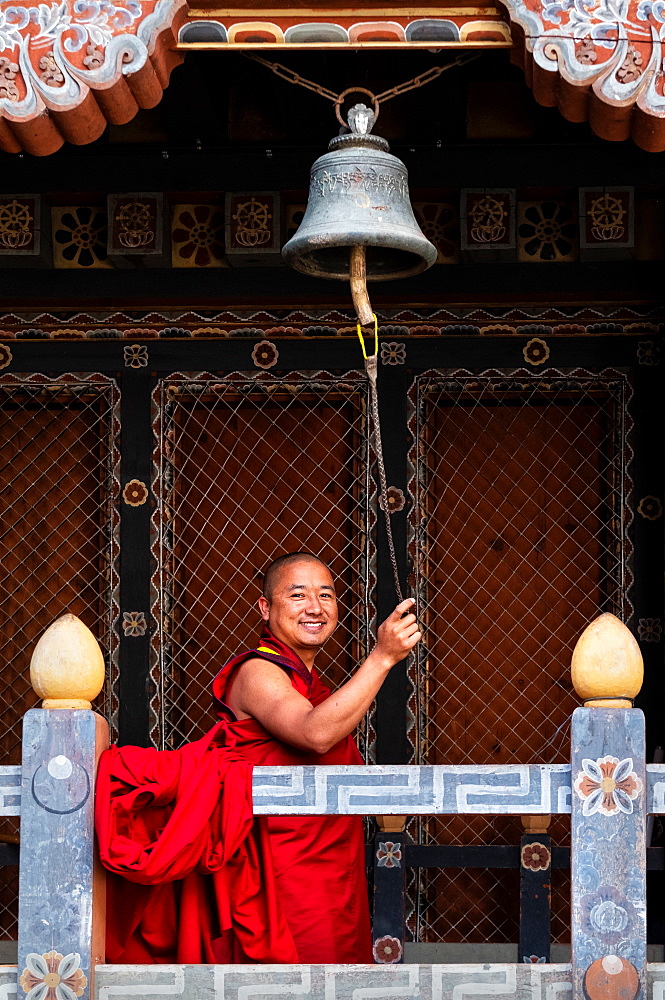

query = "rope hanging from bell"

[282,93,437,604]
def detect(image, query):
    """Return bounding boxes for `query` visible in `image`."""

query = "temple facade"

[0,2,663,994]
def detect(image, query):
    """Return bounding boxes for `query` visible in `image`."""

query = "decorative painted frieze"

[0,196,40,255]
[4,961,665,1000]
[517,201,578,263]
[225,192,282,265]
[461,190,516,255]
[0,305,660,340]
[580,189,634,248]
[177,14,511,48]
[579,188,635,260]
[251,763,573,815]
[171,205,226,268]
[413,202,458,264]
[108,194,163,255]
[52,207,111,269]
[93,963,575,1000]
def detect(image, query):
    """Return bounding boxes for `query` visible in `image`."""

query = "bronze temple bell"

[282,95,437,325]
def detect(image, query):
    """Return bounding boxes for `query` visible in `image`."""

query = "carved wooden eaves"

[0,2,663,154]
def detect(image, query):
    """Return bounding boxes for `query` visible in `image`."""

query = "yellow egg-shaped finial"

[30,613,105,709]
[571,612,643,707]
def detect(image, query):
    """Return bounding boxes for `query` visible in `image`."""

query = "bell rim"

[281,246,437,282]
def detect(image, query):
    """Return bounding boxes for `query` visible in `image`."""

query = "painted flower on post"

[379,487,406,514]
[523,337,550,366]
[520,841,551,871]
[637,496,662,521]
[376,841,402,868]
[373,934,403,964]
[637,341,660,366]
[574,756,642,816]
[20,950,87,999]
[122,479,148,507]
[523,955,547,964]
[580,885,635,944]
[0,343,12,369]
[638,618,662,643]
[380,341,406,366]
[122,611,147,637]
[251,340,279,369]
[124,344,148,369]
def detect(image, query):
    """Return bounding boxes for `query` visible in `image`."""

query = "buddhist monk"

[211,551,421,963]
[97,551,420,965]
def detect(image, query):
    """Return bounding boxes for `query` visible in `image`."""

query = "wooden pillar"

[570,613,645,1000]
[372,816,407,964]
[519,814,551,963]
[17,614,108,1000]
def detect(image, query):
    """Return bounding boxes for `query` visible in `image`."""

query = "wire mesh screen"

[0,375,119,941]
[408,372,629,945]
[153,374,374,751]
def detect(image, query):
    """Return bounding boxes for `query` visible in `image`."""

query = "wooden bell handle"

[350,245,374,328]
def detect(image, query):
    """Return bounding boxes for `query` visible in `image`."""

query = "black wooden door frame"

[3,334,662,757]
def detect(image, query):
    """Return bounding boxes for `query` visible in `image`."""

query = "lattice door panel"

[0,376,119,940]
[154,376,374,751]
[409,373,629,944]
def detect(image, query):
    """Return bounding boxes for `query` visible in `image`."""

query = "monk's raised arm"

[227,598,421,754]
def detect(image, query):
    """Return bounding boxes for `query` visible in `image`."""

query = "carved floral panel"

[461,190,516,252]
[0,196,39,255]
[171,205,227,269]
[579,187,634,249]
[108,194,163,255]
[52,206,111,269]
[225,192,282,264]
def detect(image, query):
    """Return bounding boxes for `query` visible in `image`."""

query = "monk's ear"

[258,596,270,621]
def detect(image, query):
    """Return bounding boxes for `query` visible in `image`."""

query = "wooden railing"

[2,610,664,1000]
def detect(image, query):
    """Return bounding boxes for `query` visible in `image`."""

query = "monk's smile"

[299,620,326,633]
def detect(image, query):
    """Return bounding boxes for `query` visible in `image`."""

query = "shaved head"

[262,552,329,600]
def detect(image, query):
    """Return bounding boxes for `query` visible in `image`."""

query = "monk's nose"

[305,594,323,615]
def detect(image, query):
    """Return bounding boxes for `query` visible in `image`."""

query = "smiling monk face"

[258,555,338,666]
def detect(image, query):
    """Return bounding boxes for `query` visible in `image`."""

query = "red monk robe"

[212,627,373,963]
[96,627,372,964]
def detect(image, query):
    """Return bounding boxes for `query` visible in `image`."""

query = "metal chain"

[374,56,478,104]
[365,355,404,605]
[243,53,338,102]
[242,52,478,116]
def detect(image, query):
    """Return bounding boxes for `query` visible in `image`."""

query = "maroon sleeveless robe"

[211,628,373,963]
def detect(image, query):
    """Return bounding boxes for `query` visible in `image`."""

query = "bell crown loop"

[334,89,380,131]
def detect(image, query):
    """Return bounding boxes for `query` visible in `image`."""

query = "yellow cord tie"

[356,315,378,360]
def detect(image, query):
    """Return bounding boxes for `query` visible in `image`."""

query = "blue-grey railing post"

[570,613,645,1000]
[17,615,109,1000]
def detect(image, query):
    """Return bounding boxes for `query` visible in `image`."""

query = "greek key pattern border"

[5,763,665,818]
